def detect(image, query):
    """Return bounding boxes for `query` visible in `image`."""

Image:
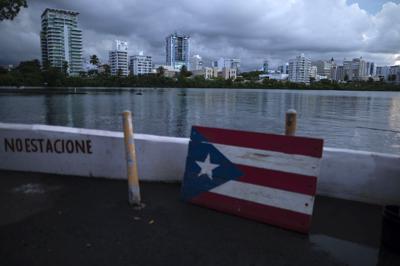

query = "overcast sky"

[0,0,399,70]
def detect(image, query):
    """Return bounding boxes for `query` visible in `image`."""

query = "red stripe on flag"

[191,192,312,233]
[237,164,317,196]
[193,126,323,158]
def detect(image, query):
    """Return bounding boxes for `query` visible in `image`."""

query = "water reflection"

[0,88,399,154]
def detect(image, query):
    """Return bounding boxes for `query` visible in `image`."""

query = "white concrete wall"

[0,123,188,182]
[1,123,399,205]
[319,148,400,205]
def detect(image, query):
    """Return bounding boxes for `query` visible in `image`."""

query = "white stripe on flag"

[213,143,320,177]
[210,180,315,215]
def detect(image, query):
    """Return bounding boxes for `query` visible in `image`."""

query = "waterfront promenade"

[0,170,398,266]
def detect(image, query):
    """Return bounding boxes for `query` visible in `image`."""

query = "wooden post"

[122,111,141,205]
[285,109,297,136]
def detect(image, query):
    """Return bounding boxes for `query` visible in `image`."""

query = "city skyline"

[0,0,400,70]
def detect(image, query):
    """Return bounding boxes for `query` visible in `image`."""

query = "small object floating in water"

[135,92,143,95]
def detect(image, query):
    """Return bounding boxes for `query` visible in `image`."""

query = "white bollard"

[285,109,297,136]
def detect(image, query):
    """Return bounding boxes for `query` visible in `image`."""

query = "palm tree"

[0,0,27,21]
[90,54,100,66]
[62,61,69,76]
[157,66,165,77]
[180,65,189,77]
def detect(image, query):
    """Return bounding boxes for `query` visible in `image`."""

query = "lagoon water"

[0,88,399,155]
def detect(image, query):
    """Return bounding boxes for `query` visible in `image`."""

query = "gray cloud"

[0,0,399,70]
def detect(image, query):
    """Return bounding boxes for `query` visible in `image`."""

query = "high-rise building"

[166,33,190,70]
[40,8,83,75]
[277,63,289,74]
[330,58,337,80]
[334,65,344,81]
[109,40,128,76]
[129,52,152,76]
[342,57,368,81]
[351,57,368,80]
[310,66,318,80]
[288,54,311,84]
[389,65,400,84]
[376,66,391,80]
[213,58,223,69]
[311,60,332,79]
[262,60,269,73]
[230,59,241,73]
[189,54,203,71]
[366,61,376,76]
[343,59,352,80]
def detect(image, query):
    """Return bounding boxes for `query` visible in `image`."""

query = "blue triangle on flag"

[190,127,209,143]
[181,140,243,201]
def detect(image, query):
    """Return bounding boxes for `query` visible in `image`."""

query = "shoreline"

[1,86,400,93]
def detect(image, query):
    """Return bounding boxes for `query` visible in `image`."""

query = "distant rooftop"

[41,8,79,18]
[167,32,190,38]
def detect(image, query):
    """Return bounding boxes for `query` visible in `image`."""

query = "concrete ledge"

[320,147,400,205]
[1,122,399,205]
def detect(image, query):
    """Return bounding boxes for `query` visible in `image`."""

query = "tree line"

[0,59,399,91]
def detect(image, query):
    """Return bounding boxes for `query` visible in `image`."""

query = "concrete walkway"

[0,170,398,266]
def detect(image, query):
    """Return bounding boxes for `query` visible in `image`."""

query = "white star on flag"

[196,154,219,180]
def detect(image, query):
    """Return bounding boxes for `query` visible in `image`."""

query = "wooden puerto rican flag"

[181,126,324,233]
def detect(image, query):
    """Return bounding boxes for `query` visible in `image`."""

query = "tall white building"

[189,54,203,71]
[288,54,311,84]
[40,8,83,75]
[129,52,152,75]
[109,40,128,76]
